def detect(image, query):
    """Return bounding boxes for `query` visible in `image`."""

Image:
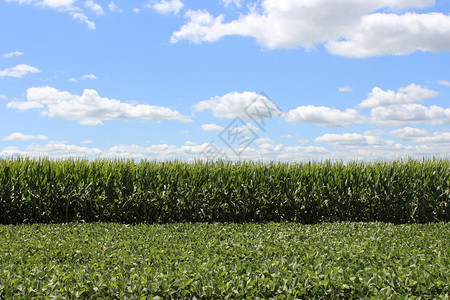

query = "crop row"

[0,158,448,224]
[0,222,448,299]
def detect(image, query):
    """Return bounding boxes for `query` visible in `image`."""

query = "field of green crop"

[0,222,448,299]
[1,158,448,224]
[0,158,448,298]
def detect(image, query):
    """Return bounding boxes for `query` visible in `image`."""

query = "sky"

[0,0,449,161]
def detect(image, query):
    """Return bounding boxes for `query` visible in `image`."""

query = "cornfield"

[0,158,448,224]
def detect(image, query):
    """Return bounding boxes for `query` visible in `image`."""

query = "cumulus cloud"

[201,123,224,132]
[0,94,7,100]
[371,104,450,126]
[6,86,192,125]
[0,64,40,78]
[147,0,184,15]
[326,13,450,57]
[358,84,438,108]
[285,105,363,127]
[84,0,104,16]
[3,51,24,58]
[412,132,450,144]
[170,0,447,57]
[389,127,430,140]
[389,127,450,144]
[193,91,282,122]
[3,132,48,141]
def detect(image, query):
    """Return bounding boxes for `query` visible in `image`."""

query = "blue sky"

[1,0,449,161]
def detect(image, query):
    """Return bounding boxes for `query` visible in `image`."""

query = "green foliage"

[0,222,448,298]
[0,158,448,224]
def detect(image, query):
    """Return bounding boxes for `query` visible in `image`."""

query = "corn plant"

[0,158,448,224]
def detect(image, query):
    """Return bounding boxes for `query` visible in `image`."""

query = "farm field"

[0,222,448,299]
[1,158,449,224]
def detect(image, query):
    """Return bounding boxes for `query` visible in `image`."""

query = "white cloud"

[0,64,40,78]
[27,141,102,157]
[255,137,274,144]
[2,135,448,161]
[0,94,7,100]
[170,0,446,57]
[7,101,43,110]
[133,8,141,14]
[3,132,48,141]
[364,129,385,136]
[69,73,97,82]
[358,84,438,108]
[310,131,450,160]
[389,127,450,144]
[438,80,450,87]
[233,122,259,134]
[5,0,97,29]
[221,0,242,8]
[371,104,450,126]
[193,91,282,121]
[338,86,353,93]
[70,12,96,30]
[148,0,184,15]
[84,0,104,16]
[285,105,363,127]
[5,0,76,9]
[0,143,101,158]
[105,143,187,160]
[108,1,122,12]
[39,0,76,9]
[315,133,389,147]
[326,13,450,57]
[274,145,329,161]
[413,132,450,144]
[81,139,94,144]
[99,139,446,161]
[389,127,430,140]
[201,123,224,132]
[6,86,192,125]
[3,51,24,58]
